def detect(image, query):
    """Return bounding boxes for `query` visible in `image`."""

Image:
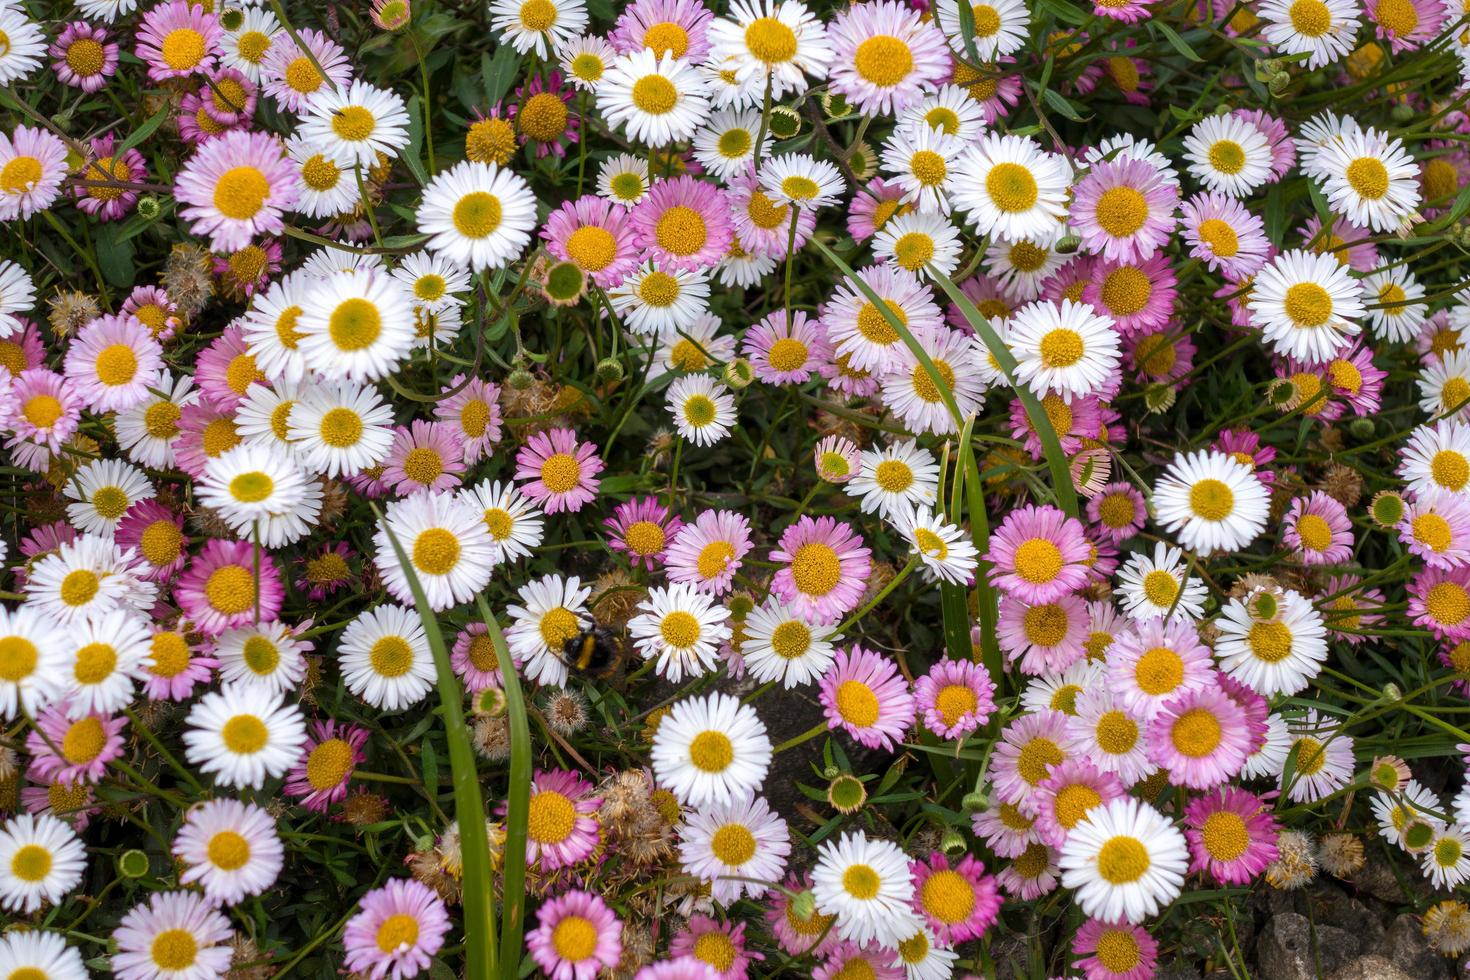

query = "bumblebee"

[561,626,626,679]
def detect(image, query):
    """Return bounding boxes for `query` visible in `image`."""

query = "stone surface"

[1257,913,1361,980]
[1385,912,1454,980]
[1327,954,1416,980]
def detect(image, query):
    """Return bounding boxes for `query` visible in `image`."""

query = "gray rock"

[1328,954,1415,980]
[1385,913,1454,980]
[1257,913,1361,980]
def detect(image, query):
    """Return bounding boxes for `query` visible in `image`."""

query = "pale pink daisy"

[528,889,624,980]
[1105,617,1215,718]
[434,375,502,465]
[381,421,466,497]
[1181,191,1270,280]
[726,164,817,260]
[514,427,604,514]
[172,797,283,905]
[1032,758,1127,847]
[261,28,351,113]
[826,0,950,117]
[1072,918,1159,980]
[913,658,996,739]
[1400,491,1470,569]
[611,0,714,59]
[743,310,829,384]
[342,879,451,980]
[990,710,1071,808]
[1145,684,1252,790]
[111,891,233,980]
[1283,491,1353,565]
[1070,156,1179,264]
[631,175,732,272]
[664,509,753,595]
[986,503,1093,604]
[1183,786,1280,885]
[0,126,68,221]
[605,496,684,571]
[769,515,872,625]
[819,645,915,750]
[542,194,642,287]
[25,704,125,786]
[175,130,298,252]
[1083,254,1176,337]
[62,313,163,413]
[997,594,1090,676]
[134,0,220,81]
[669,916,762,980]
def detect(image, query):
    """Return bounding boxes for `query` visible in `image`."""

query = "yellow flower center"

[205,564,256,615]
[1096,835,1151,883]
[1095,710,1138,754]
[527,789,577,843]
[208,830,252,870]
[1134,646,1184,695]
[744,17,798,62]
[1209,140,1247,175]
[1201,810,1250,861]
[1189,478,1234,520]
[1346,156,1390,200]
[986,162,1038,212]
[1170,707,1222,757]
[1016,736,1064,785]
[854,35,914,87]
[453,191,503,239]
[631,75,678,114]
[710,823,756,864]
[1094,186,1149,239]
[161,28,206,70]
[655,206,708,257]
[151,930,199,970]
[222,714,268,754]
[212,166,269,221]
[689,730,734,771]
[1290,0,1333,35]
[790,542,841,596]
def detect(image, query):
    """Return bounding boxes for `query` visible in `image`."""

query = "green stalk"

[372,510,496,980]
[474,596,532,980]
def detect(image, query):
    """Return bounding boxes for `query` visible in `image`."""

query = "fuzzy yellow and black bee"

[561,626,626,680]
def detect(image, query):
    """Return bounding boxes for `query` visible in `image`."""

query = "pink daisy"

[1400,491,1470,568]
[631,175,732,272]
[4,369,82,461]
[1032,758,1127,847]
[192,325,262,411]
[987,503,1093,604]
[295,543,358,601]
[511,72,580,158]
[1070,156,1179,264]
[1145,684,1252,789]
[0,126,68,221]
[434,375,502,464]
[1183,786,1280,885]
[175,129,298,252]
[1323,343,1386,416]
[605,496,684,571]
[213,239,283,300]
[382,420,466,497]
[1072,918,1158,980]
[114,500,188,583]
[515,427,604,514]
[1091,0,1152,21]
[1319,575,1385,646]
[1297,214,1378,273]
[1105,617,1215,718]
[112,891,233,980]
[664,509,753,595]
[990,710,1071,807]
[51,22,118,92]
[815,347,881,400]
[1367,0,1443,51]
[769,516,872,625]
[528,889,624,980]
[121,285,182,341]
[140,626,217,702]
[913,658,996,739]
[450,622,504,693]
[1074,49,1153,107]
[178,88,239,146]
[520,769,601,871]
[996,842,1060,899]
[997,594,1090,676]
[1409,565,1470,640]
[957,58,1021,125]
[1086,482,1146,543]
[1232,109,1296,179]
[727,165,816,260]
[815,942,904,980]
[827,1,950,117]
[611,0,714,59]
[908,852,1002,945]
[1180,191,1270,279]
[26,703,126,786]
[1040,253,1096,306]
[742,310,829,385]
[261,28,351,113]
[1283,491,1353,565]
[0,319,46,377]
[765,872,841,958]
[134,0,220,81]
[73,134,146,222]
[948,273,1021,330]
[283,719,368,813]
[63,313,163,413]
[972,797,1043,857]
[542,194,641,288]
[1211,428,1276,487]
[174,538,284,636]
[198,67,258,127]
[20,776,98,832]
[342,879,451,980]
[818,645,915,750]
[172,402,240,479]
[1126,329,1196,387]
[847,178,912,242]
[1083,255,1176,337]
[669,916,762,980]
[1007,392,1101,460]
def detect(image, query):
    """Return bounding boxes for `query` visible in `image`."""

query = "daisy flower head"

[743,309,828,384]
[707,0,834,99]
[740,597,841,688]
[819,644,916,750]
[0,931,87,980]
[504,573,592,687]
[175,130,297,253]
[650,691,771,806]
[514,427,604,513]
[628,581,732,682]
[135,0,219,81]
[1066,690,1155,786]
[759,153,847,212]
[821,264,944,375]
[665,509,753,595]
[1070,156,1180,264]
[521,769,601,870]
[1182,113,1274,198]
[1283,709,1354,803]
[1362,266,1427,343]
[599,50,711,146]
[1183,787,1280,886]
[934,0,1029,58]
[0,811,87,914]
[25,701,126,785]
[987,503,1093,604]
[997,593,1090,676]
[770,515,872,625]
[541,194,639,288]
[951,133,1071,243]
[984,236,1068,302]
[1144,685,1253,790]
[1087,481,1147,543]
[288,381,396,478]
[1258,0,1361,67]
[215,621,311,694]
[417,159,537,273]
[874,211,964,280]
[62,456,155,536]
[182,683,306,789]
[1318,126,1422,233]
[670,916,761,980]
[489,0,588,57]
[1283,490,1354,565]
[172,798,283,906]
[61,609,151,718]
[678,792,792,904]
[826,0,950,118]
[845,439,939,520]
[0,260,34,339]
[608,261,711,334]
[880,323,986,436]
[915,658,997,740]
[1214,588,1328,697]
[604,496,683,571]
[667,372,736,446]
[1180,191,1271,279]
[342,879,451,980]
[1400,420,1470,498]
[1105,616,1215,718]
[52,22,119,93]
[0,126,68,221]
[24,532,153,626]
[1071,918,1159,980]
[1424,825,1470,889]
[299,80,411,168]
[459,479,544,566]
[337,604,435,712]
[1151,449,1269,555]
[1410,565,1470,641]
[692,107,769,180]
[811,830,923,948]
[1058,797,1188,924]
[110,890,233,980]
[1007,298,1121,403]
[528,889,623,980]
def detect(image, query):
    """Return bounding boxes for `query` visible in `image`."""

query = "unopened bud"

[1382,682,1403,703]
[790,890,817,920]
[594,357,625,384]
[507,366,534,390]
[1348,417,1375,440]
[1054,233,1082,255]
[941,828,968,855]
[136,195,161,220]
[723,357,755,389]
[961,791,988,813]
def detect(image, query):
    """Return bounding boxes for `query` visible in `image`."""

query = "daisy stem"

[356,167,385,247]
[752,75,773,174]
[121,705,204,794]
[783,205,800,328]
[668,436,683,508]
[351,769,421,784]
[835,557,916,634]
[410,33,436,175]
[108,757,187,808]
[772,720,829,754]
[576,92,588,196]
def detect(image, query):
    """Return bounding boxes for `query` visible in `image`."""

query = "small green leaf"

[1153,21,1205,61]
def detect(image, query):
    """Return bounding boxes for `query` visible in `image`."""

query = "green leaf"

[483,45,522,106]
[1153,21,1204,61]
[1040,86,1088,122]
[94,224,135,288]
[116,104,170,156]
[403,96,431,187]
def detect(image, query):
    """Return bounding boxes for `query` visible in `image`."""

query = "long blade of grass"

[474,595,531,979]
[371,509,496,980]
[929,269,1081,519]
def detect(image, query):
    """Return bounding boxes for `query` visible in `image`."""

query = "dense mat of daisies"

[6,0,1470,976]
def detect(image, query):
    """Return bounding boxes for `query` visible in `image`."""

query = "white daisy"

[895,504,981,585]
[1257,0,1361,69]
[0,813,86,913]
[215,621,311,694]
[1066,689,1156,786]
[692,108,771,181]
[1375,780,1445,846]
[288,381,396,478]
[0,605,69,721]
[286,134,357,220]
[822,265,945,374]
[372,489,496,613]
[337,604,436,711]
[181,683,308,789]
[650,691,771,806]
[459,479,545,565]
[0,259,35,338]
[25,533,155,625]
[900,84,987,143]
[0,931,88,980]
[1114,543,1209,623]
[0,6,44,86]
[846,439,940,520]
[300,244,385,280]
[111,891,234,980]
[873,211,963,280]
[596,152,651,207]
[882,125,963,215]
[416,160,537,272]
[740,598,841,688]
[811,830,924,948]
[609,262,711,334]
[1317,126,1423,233]
[1008,298,1122,402]
[717,238,780,287]
[934,0,1029,59]
[1282,709,1354,803]
[392,251,471,315]
[1424,825,1470,888]
[1214,589,1329,696]
[1022,659,1103,716]
[63,458,155,537]
[241,271,313,383]
[1247,246,1365,362]
[298,80,411,168]
[678,793,792,904]
[234,380,303,454]
[890,926,958,980]
[598,50,711,147]
[951,133,1071,244]
[297,269,417,383]
[504,573,593,687]
[63,609,151,718]
[707,0,833,98]
[1400,420,1470,497]
[760,153,847,210]
[1360,267,1427,344]
[983,237,1067,301]
[628,582,732,682]
[114,371,199,470]
[880,324,986,436]
[658,312,738,372]
[667,373,737,445]
[1296,110,1362,179]
[1058,797,1188,924]
[220,6,280,83]
[699,54,762,108]
[1240,711,1293,780]
[198,442,309,532]
[172,798,284,906]
[1182,113,1274,198]
[1420,348,1470,420]
[1151,450,1269,556]
[488,0,588,56]
[559,33,616,90]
